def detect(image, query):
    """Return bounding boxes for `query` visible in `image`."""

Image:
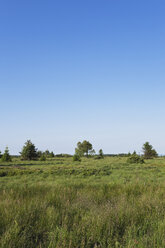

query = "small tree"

[99,149,104,158]
[132,151,137,155]
[44,150,50,157]
[95,149,104,159]
[142,142,158,159]
[49,151,55,158]
[20,140,38,160]
[75,140,93,157]
[1,147,12,162]
[0,151,2,159]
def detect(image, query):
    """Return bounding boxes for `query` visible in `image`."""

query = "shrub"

[37,150,43,158]
[1,147,12,162]
[127,154,144,164]
[95,156,101,160]
[49,152,55,158]
[73,154,81,162]
[40,154,46,161]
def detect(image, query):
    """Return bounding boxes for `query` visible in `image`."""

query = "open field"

[1,157,165,247]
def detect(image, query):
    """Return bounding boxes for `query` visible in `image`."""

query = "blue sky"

[0,0,165,155]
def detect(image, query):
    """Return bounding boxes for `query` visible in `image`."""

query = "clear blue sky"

[0,0,165,155]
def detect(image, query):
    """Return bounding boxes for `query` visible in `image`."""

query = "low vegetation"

[0,140,163,247]
[127,152,144,164]
[0,155,165,247]
[73,154,81,162]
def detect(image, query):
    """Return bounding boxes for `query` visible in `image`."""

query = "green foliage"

[95,149,104,159]
[127,153,144,164]
[1,147,12,162]
[44,150,50,157]
[56,153,72,157]
[1,157,165,247]
[142,142,158,159]
[20,140,38,160]
[40,154,46,161]
[73,154,81,162]
[99,149,104,158]
[37,150,43,158]
[75,140,93,157]
[44,150,55,158]
[89,149,96,157]
[75,147,84,157]
[49,151,55,158]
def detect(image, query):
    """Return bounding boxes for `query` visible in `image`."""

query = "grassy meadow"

[1,156,165,247]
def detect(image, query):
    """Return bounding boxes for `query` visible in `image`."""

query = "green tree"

[20,140,38,160]
[95,149,104,159]
[142,142,158,159]
[132,151,137,155]
[0,150,2,159]
[44,150,50,156]
[1,147,12,162]
[99,149,104,159]
[50,151,55,158]
[75,140,93,157]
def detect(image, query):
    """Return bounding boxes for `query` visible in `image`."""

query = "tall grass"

[0,157,165,247]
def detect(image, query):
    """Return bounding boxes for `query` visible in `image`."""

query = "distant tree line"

[0,140,159,163]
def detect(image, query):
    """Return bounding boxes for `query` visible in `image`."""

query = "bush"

[49,152,55,158]
[1,147,12,162]
[56,154,72,157]
[73,154,81,162]
[95,155,103,160]
[40,154,46,161]
[127,154,144,164]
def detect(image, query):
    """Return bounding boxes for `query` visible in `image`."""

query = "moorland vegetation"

[0,140,163,247]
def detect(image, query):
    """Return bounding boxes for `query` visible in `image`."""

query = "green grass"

[0,157,165,247]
